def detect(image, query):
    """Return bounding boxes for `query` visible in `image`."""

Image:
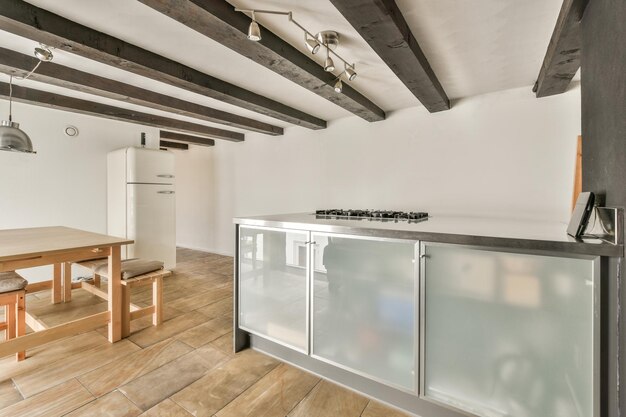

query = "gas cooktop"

[315,209,429,222]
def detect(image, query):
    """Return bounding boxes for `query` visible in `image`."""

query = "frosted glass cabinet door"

[238,226,309,352]
[311,233,418,391]
[422,243,598,417]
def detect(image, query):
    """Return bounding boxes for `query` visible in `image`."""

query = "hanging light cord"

[5,44,53,121]
[8,75,12,122]
[7,59,41,121]
[16,59,42,82]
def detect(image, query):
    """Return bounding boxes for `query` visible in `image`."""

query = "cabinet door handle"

[420,254,429,259]
[305,241,317,245]
[157,174,175,178]
[157,190,175,194]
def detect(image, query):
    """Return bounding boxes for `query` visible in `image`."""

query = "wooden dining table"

[0,226,133,358]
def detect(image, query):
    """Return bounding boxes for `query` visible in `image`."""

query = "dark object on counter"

[315,209,428,222]
[567,192,595,238]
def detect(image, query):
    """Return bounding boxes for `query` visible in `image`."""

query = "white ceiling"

[0,0,566,131]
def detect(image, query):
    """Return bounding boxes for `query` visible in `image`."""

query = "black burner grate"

[315,209,428,221]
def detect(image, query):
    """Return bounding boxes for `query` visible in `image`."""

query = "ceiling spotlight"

[34,45,53,62]
[247,13,261,41]
[345,65,357,81]
[323,49,335,72]
[305,37,320,54]
[334,78,343,93]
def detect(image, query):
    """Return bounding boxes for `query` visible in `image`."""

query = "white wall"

[0,101,160,280]
[172,145,217,252]
[174,85,582,256]
[0,84,582,264]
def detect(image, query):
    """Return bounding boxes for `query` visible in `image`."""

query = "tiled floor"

[0,248,410,417]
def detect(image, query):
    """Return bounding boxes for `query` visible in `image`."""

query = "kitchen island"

[233,212,622,417]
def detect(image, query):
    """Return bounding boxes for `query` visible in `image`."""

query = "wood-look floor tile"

[131,287,191,307]
[196,297,232,319]
[138,399,192,417]
[166,285,232,313]
[209,331,235,356]
[0,331,108,380]
[0,378,93,417]
[287,380,368,417]
[95,306,185,338]
[27,290,104,315]
[127,311,207,348]
[361,401,413,417]
[78,339,193,397]
[14,340,140,398]
[39,303,108,328]
[64,390,142,417]
[171,349,279,417]
[175,315,232,348]
[0,379,22,409]
[216,363,320,417]
[192,343,229,370]
[119,352,209,411]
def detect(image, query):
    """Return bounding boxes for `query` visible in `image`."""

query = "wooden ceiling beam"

[533,0,589,97]
[329,0,450,112]
[160,140,189,150]
[0,0,326,129]
[139,0,386,122]
[0,48,282,136]
[0,82,244,142]
[160,130,215,147]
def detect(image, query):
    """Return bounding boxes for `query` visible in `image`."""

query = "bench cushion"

[0,271,28,293]
[93,258,164,280]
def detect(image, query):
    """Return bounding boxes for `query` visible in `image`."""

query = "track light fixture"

[235,8,358,93]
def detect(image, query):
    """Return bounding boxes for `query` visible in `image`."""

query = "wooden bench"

[0,271,27,361]
[72,259,171,338]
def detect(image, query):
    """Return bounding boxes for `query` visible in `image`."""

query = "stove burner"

[315,209,428,222]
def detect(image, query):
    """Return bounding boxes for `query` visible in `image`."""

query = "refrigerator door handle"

[157,174,175,178]
[157,190,175,194]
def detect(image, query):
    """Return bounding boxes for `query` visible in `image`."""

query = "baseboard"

[176,244,234,257]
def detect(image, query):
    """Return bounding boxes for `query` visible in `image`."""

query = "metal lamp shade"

[0,120,36,153]
[345,66,357,81]
[247,20,261,41]
[334,78,343,93]
[324,56,335,72]
[305,38,320,54]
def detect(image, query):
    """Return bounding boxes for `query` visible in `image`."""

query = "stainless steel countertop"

[234,213,623,257]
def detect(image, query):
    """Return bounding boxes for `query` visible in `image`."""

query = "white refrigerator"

[107,147,176,269]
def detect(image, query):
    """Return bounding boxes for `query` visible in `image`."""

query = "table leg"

[108,246,121,342]
[63,262,72,302]
[52,263,62,304]
[122,286,130,338]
